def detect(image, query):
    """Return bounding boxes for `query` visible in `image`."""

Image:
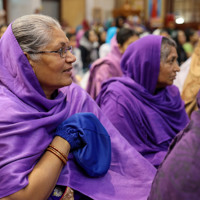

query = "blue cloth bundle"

[55,112,111,177]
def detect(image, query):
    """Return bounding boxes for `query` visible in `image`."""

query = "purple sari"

[0,25,156,199]
[96,35,189,167]
[86,36,122,99]
[148,108,200,199]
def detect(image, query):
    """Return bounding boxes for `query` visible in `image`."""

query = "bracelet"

[48,144,68,162]
[47,145,68,165]
[47,147,67,165]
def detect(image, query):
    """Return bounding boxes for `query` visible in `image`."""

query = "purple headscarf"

[0,25,156,199]
[86,36,122,99]
[96,35,189,167]
[148,109,200,200]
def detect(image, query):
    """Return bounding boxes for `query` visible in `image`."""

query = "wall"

[85,0,115,24]
[60,0,115,28]
[61,0,85,28]
[7,0,41,23]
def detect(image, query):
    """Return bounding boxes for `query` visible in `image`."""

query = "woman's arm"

[1,136,70,200]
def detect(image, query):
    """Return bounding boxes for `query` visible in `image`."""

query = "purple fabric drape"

[0,25,156,200]
[86,36,122,99]
[148,109,200,200]
[96,35,189,167]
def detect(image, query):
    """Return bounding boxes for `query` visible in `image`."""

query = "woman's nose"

[66,51,76,63]
[174,61,180,72]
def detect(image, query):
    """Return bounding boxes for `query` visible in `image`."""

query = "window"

[173,0,200,23]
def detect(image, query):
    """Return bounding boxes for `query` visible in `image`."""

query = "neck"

[43,88,57,100]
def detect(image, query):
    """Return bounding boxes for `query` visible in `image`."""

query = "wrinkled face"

[119,35,139,54]
[157,46,180,89]
[27,28,76,99]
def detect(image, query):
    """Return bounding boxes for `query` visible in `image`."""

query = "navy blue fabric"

[55,112,111,177]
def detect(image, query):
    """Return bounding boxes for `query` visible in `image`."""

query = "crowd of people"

[0,13,200,200]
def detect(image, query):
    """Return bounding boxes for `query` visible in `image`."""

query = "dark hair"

[116,28,138,46]
[115,16,125,28]
[185,28,196,42]
[66,32,76,39]
[160,37,177,61]
[84,30,90,40]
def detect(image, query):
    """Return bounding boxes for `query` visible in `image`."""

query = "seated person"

[0,14,156,200]
[79,29,99,72]
[175,30,188,65]
[96,35,189,167]
[98,26,117,58]
[66,32,83,80]
[183,28,199,58]
[148,90,200,200]
[87,28,139,99]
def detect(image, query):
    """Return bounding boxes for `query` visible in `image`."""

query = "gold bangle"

[47,147,67,165]
[48,144,68,162]
[47,146,68,164]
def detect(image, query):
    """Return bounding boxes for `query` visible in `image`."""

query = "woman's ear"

[24,52,30,60]
[23,52,35,72]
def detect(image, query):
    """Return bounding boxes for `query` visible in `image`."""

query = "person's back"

[96,35,189,167]
[86,28,139,99]
[148,91,200,200]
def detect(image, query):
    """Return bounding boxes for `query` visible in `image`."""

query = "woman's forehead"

[48,28,69,47]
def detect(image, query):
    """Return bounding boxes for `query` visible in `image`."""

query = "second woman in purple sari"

[96,35,189,167]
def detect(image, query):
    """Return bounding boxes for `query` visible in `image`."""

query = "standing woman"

[0,15,156,200]
[97,35,189,168]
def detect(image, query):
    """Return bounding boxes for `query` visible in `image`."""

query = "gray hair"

[160,37,177,62]
[12,14,61,61]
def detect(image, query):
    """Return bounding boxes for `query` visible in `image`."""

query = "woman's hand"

[1,136,70,200]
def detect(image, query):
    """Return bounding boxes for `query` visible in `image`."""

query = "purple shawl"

[0,25,156,199]
[148,109,200,199]
[96,35,189,167]
[86,36,122,99]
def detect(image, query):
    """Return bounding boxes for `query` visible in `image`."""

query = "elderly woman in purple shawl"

[96,35,189,168]
[86,28,139,100]
[0,14,156,200]
[148,90,200,200]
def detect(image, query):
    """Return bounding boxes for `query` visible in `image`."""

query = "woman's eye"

[60,48,66,53]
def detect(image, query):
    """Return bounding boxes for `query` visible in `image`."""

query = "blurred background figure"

[76,19,90,48]
[175,30,188,65]
[87,28,139,99]
[66,32,83,83]
[153,28,170,38]
[183,28,199,58]
[99,26,117,58]
[79,29,99,72]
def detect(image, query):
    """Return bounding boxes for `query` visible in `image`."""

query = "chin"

[65,78,73,86]
[59,79,73,88]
